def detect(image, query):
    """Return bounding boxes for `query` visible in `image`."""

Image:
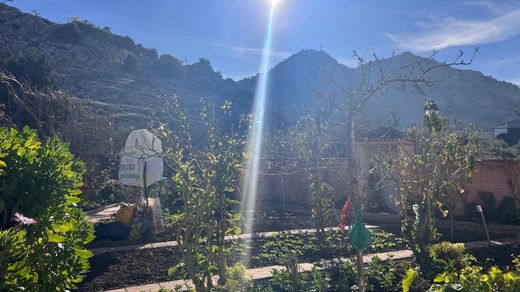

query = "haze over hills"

[1,3,520,133]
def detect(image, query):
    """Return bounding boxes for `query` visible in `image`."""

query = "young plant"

[153,97,245,292]
[381,100,478,279]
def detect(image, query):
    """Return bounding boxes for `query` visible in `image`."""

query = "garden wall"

[258,151,520,217]
[454,159,520,215]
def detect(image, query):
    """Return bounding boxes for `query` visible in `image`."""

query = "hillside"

[240,50,520,130]
[0,3,253,127]
[2,3,520,134]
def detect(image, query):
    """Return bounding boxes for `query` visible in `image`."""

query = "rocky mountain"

[2,3,520,135]
[240,49,520,130]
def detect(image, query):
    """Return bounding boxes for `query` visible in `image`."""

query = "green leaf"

[167,267,176,277]
[434,273,447,283]
[47,230,65,243]
[52,223,71,233]
[402,268,417,292]
[74,248,94,259]
[65,195,81,204]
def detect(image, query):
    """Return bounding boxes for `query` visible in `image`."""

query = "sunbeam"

[239,0,277,267]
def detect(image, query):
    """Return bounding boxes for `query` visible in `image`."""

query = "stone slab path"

[86,203,122,224]
[105,237,519,292]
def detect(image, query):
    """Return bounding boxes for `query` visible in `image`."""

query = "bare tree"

[320,49,478,291]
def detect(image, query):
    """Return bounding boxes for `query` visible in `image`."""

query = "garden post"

[356,249,365,292]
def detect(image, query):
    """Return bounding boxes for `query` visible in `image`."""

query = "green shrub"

[430,242,465,263]
[114,35,136,50]
[154,54,184,79]
[0,127,94,291]
[430,266,520,292]
[217,263,252,292]
[497,197,520,225]
[1,50,55,88]
[122,53,139,72]
[430,242,468,274]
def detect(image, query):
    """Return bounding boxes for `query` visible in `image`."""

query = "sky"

[9,0,520,84]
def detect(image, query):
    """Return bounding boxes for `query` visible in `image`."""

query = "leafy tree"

[381,100,477,279]
[0,127,94,291]
[153,97,245,291]
[293,114,335,242]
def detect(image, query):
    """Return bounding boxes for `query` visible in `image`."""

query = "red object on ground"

[339,197,351,231]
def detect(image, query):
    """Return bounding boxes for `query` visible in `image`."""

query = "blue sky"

[9,0,520,84]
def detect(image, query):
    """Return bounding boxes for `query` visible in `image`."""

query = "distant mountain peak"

[282,49,337,65]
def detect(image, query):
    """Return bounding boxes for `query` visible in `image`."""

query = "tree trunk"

[346,115,367,292]
[217,194,226,285]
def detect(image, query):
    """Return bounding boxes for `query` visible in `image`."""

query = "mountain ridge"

[240,48,520,130]
[1,3,520,132]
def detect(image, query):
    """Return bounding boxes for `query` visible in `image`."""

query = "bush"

[154,54,183,79]
[0,127,94,291]
[497,197,520,225]
[430,242,468,273]
[1,50,55,88]
[465,194,520,225]
[217,263,252,292]
[122,53,139,72]
[430,242,465,263]
[114,35,135,50]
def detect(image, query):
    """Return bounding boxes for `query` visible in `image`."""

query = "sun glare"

[240,0,277,267]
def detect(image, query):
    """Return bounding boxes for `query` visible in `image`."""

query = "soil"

[79,228,403,291]
[79,223,518,291]
[469,243,520,269]
[80,246,181,291]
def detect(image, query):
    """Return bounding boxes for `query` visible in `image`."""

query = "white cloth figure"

[119,129,163,188]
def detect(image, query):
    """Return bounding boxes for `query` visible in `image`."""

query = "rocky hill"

[0,3,253,128]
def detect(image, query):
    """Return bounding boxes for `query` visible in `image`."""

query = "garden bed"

[80,224,517,291]
[79,228,404,291]
[252,242,520,292]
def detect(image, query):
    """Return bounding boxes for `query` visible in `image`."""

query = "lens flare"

[240,1,276,266]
